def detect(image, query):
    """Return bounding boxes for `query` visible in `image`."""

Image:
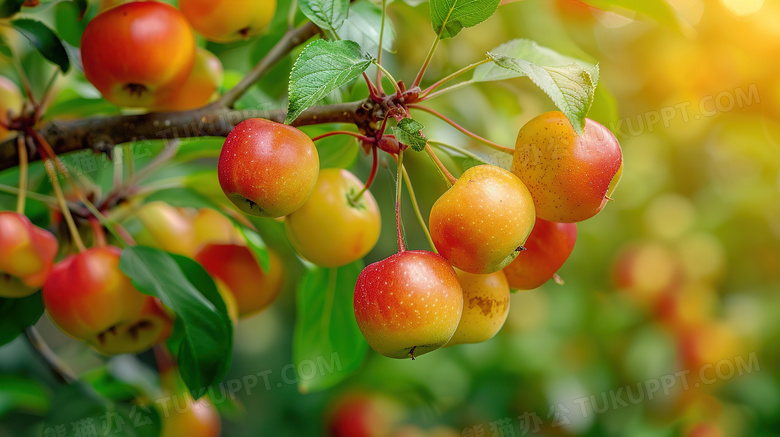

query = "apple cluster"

[216,109,622,361]
[79,0,277,111]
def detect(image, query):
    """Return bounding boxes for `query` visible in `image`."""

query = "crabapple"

[160,394,221,437]
[511,111,622,222]
[445,269,510,347]
[194,244,284,317]
[154,48,223,111]
[353,250,463,359]
[429,165,536,274]
[0,76,23,139]
[135,201,197,257]
[80,1,196,108]
[286,168,381,268]
[92,296,174,355]
[179,0,276,43]
[0,212,58,298]
[503,218,577,290]
[42,246,147,349]
[326,392,403,437]
[218,118,319,218]
[191,207,242,251]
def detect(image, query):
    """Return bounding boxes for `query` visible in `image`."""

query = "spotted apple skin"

[511,111,623,223]
[353,250,463,359]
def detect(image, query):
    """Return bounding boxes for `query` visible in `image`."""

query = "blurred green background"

[1,0,779,436]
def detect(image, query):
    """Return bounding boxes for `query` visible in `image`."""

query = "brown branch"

[219,22,320,108]
[0,101,371,172]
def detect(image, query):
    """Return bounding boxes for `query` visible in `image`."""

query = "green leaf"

[11,18,70,73]
[0,32,12,58]
[430,0,500,39]
[473,39,598,84]
[0,375,50,418]
[298,0,351,32]
[286,39,372,124]
[0,294,44,347]
[482,46,599,135]
[238,226,271,273]
[72,0,88,19]
[392,118,427,152]
[45,97,121,119]
[339,1,396,56]
[119,247,233,395]
[53,0,89,47]
[293,262,367,393]
[0,0,24,19]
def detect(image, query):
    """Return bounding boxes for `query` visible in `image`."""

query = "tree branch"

[219,22,320,108]
[0,100,371,172]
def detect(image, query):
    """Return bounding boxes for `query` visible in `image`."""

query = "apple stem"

[424,145,457,186]
[409,346,417,361]
[351,146,379,205]
[43,159,86,252]
[0,183,59,207]
[412,33,442,89]
[418,58,491,99]
[15,136,27,214]
[374,63,403,97]
[33,71,59,123]
[124,143,135,179]
[395,150,407,253]
[89,217,107,248]
[400,164,436,253]
[12,56,38,108]
[409,105,515,155]
[24,326,76,384]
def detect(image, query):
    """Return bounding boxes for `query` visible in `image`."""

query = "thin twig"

[25,326,76,384]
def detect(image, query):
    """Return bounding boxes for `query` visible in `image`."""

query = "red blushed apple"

[325,392,403,437]
[218,118,319,218]
[153,48,223,111]
[511,111,623,222]
[42,246,147,346]
[354,250,464,359]
[160,395,221,437]
[429,165,536,274]
[503,218,577,290]
[195,243,284,318]
[80,1,196,108]
[0,212,59,298]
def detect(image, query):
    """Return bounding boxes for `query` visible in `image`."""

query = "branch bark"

[0,101,370,172]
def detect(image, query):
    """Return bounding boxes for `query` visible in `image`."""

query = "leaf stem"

[44,159,86,252]
[375,0,388,86]
[395,149,406,253]
[428,139,486,163]
[419,58,490,99]
[16,136,27,214]
[412,36,441,89]
[408,104,514,155]
[0,184,60,207]
[421,80,473,101]
[33,70,59,122]
[424,144,457,186]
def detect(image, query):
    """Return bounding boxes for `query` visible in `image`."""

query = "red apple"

[218,118,319,217]
[503,218,577,290]
[354,250,463,359]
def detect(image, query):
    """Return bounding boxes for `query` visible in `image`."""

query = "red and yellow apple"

[154,48,223,111]
[81,1,196,108]
[42,246,148,349]
[511,111,623,222]
[325,392,403,437]
[195,243,283,317]
[218,118,319,218]
[0,212,59,298]
[92,296,174,355]
[160,395,221,437]
[503,218,577,290]
[429,165,536,274]
[0,76,23,139]
[286,168,381,267]
[135,201,197,256]
[354,250,463,359]
[445,269,510,346]
[179,0,277,43]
